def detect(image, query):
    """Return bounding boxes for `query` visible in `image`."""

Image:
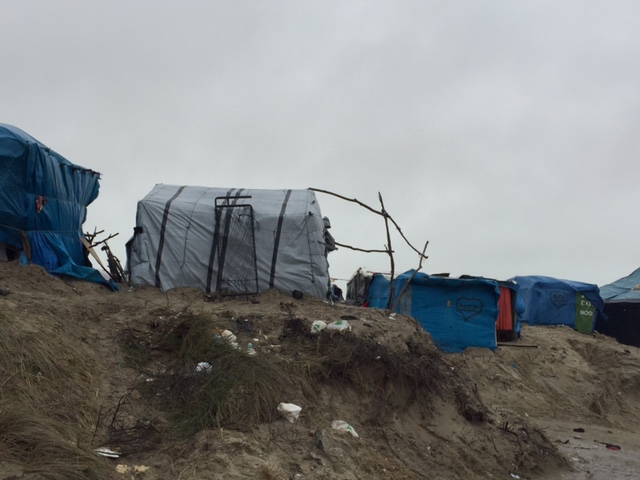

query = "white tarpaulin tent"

[127,185,331,298]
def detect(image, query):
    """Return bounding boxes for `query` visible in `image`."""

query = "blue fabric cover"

[512,275,604,329]
[368,270,501,353]
[599,267,640,303]
[0,124,116,290]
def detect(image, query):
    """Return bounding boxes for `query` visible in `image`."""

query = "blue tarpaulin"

[599,268,640,303]
[511,275,603,333]
[367,270,501,353]
[0,123,116,290]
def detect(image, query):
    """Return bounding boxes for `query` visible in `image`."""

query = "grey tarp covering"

[127,185,330,298]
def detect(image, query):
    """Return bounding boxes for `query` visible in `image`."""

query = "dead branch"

[310,187,428,260]
[335,242,390,254]
[309,187,383,217]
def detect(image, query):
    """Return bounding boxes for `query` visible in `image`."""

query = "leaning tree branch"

[378,192,396,309]
[310,187,428,260]
[390,240,429,312]
[309,187,383,217]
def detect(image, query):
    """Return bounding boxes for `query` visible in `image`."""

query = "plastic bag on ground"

[310,320,327,334]
[325,320,351,333]
[277,402,302,423]
[331,420,359,437]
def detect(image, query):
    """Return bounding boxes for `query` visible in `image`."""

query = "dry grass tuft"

[145,312,301,437]
[0,400,111,479]
[0,319,113,479]
[280,317,451,415]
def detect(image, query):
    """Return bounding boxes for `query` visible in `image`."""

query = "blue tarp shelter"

[512,275,604,333]
[0,123,115,289]
[367,270,502,353]
[596,268,640,347]
[599,268,640,303]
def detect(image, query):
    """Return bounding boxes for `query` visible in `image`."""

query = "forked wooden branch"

[310,187,428,260]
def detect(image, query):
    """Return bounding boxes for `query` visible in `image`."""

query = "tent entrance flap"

[214,196,258,296]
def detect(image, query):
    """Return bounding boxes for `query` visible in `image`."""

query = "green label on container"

[575,293,595,333]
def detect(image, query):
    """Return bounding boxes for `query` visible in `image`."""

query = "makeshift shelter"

[596,268,640,347]
[346,268,375,306]
[460,275,523,342]
[512,275,604,333]
[127,185,331,298]
[366,270,502,353]
[0,123,114,289]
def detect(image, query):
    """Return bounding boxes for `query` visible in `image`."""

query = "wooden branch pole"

[378,193,396,310]
[390,240,429,312]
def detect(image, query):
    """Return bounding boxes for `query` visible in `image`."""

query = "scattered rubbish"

[277,402,302,423]
[388,313,396,320]
[310,320,327,334]
[325,320,351,333]
[246,342,257,356]
[510,474,521,479]
[195,362,212,374]
[573,428,585,433]
[221,329,237,343]
[594,440,621,450]
[115,464,150,474]
[95,447,120,458]
[331,420,358,437]
[511,363,518,369]
[292,290,304,300]
[0,287,10,296]
[340,315,358,320]
[363,319,374,327]
[214,329,239,349]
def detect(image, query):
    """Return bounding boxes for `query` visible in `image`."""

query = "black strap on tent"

[205,188,235,293]
[154,185,186,288]
[214,189,246,292]
[269,189,292,288]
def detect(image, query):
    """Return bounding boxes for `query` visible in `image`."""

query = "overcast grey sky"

[3,1,640,287]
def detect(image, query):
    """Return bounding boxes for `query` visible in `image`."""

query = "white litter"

[325,320,351,333]
[277,402,302,423]
[195,362,212,374]
[331,420,359,437]
[310,320,327,334]
[95,447,120,458]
